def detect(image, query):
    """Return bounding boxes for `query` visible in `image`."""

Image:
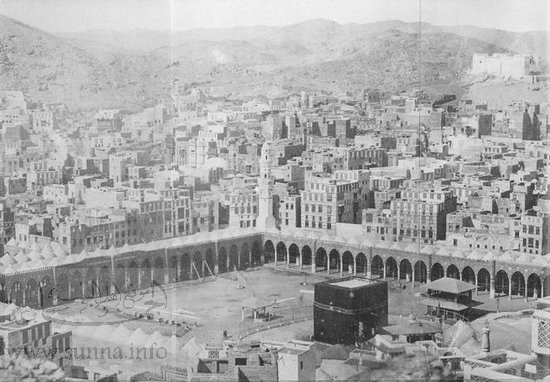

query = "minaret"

[256,141,276,230]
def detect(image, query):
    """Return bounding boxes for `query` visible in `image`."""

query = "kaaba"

[314,277,388,345]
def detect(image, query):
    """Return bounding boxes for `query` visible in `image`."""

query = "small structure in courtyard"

[420,277,477,321]
[382,314,442,343]
[241,295,273,321]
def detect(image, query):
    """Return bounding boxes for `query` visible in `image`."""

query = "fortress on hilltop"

[471,53,539,80]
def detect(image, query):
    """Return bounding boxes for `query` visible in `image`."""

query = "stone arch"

[218,247,228,274]
[205,249,215,275]
[25,278,39,309]
[342,251,354,275]
[85,268,99,298]
[71,271,83,300]
[302,245,312,267]
[153,257,165,285]
[252,241,262,266]
[430,263,444,281]
[229,244,239,271]
[385,257,398,279]
[141,258,152,289]
[495,270,509,296]
[446,264,460,279]
[477,268,491,292]
[193,251,202,278]
[545,276,550,298]
[399,259,412,282]
[316,247,327,272]
[57,273,70,301]
[511,271,526,297]
[128,260,139,289]
[169,256,178,283]
[528,273,542,298]
[276,242,287,264]
[328,249,340,274]
[240,243,250,270]
[264,240,275,263]
[98,266,111,297]
[462,266,476,284]
[40,276,54,308]
[0,283,6,304]
[356,253,368,275]
[414,261,427,283]
[115,263,126,292]
[371,255,384,278]
[180,253,191,281]
[11,281,23,306]
[289,244,300,267]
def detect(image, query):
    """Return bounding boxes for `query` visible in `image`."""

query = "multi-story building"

[31,111,54,133]
[55,190,193,253]
[301,170,369,230]
[0,199,14,246]
[0,318,72,369]
[279,194,302,230]
[187,137,218,168]
[363,186,457,243]
[446,208,521,251]
[225,188,259,229]
[108,153,132,184]
[26,167,63,194]
[262,113,284,139]
[522,106,541,141]
[520,208,550,255]
[191,191,219,233]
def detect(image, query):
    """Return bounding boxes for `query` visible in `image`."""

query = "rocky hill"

[1,16,548,110]
[0,15,165,110]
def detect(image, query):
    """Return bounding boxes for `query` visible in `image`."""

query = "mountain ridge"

[0,15,547,110]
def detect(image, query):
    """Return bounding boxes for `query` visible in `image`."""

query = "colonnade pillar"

[489,274,495,299]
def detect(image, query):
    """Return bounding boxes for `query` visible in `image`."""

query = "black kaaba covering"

[313,277,388,345]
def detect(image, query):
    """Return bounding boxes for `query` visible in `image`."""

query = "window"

[235,358,248,366]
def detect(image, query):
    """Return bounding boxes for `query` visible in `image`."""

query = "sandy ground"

[42,267,325,378]
[40,267,536,379]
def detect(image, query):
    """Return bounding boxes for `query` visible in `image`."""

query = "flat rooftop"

[0,319,47,331]
[330,278,375,289]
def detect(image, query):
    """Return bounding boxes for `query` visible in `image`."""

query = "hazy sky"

[0,0,549,33]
